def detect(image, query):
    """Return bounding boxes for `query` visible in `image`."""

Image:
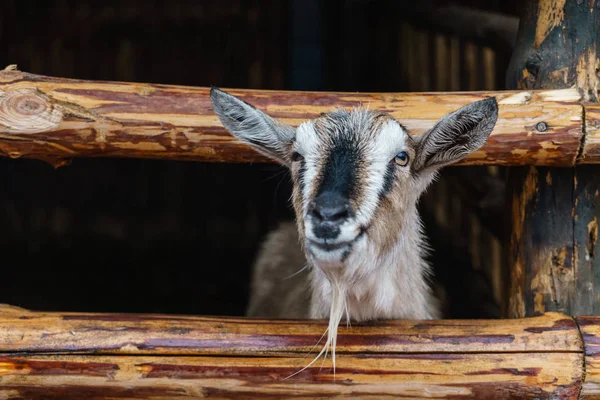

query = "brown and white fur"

[210,88,498,371]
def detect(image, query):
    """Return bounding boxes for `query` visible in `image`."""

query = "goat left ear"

[412,97,498,173]
[210,87,296,166]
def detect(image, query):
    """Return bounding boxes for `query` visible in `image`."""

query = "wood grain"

[0,306,590,398]
[0,353,583,399]
[0,307,580,356]
[507,166,584,317]
[0,67,585,167]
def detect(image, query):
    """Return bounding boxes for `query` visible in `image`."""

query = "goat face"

[293,110,418,266]
[210,89,498,268]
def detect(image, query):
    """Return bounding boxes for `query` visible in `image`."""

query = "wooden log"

[507,163,600,316]
[0,306,586,399]
[0,353,582,399]
[507,166,600,317]
[506,0,599,102]
[506,0,600,318]
[0,65,585,167]
[508,166,578,317]
[0,307,581,355]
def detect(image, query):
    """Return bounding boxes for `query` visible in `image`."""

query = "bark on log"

[506,0,599,102]
[0,306,587,399]
[0,66,587,167]
[506,0,600,318]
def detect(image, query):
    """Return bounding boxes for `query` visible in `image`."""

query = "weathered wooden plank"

[0,353,583,399]
[0,306,581,355]
[0,66,584,167]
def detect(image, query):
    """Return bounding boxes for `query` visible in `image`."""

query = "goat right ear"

[412,97,498,173]
[210,87,296,166]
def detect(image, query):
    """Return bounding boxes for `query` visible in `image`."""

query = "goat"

[210,88,498,373]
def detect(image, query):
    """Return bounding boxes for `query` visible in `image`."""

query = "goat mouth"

[308,239,351,252]
[308,229,366,252]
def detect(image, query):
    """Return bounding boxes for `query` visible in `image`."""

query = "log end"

[0,88,63,134]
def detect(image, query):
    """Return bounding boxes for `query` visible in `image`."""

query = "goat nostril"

[310,208,322,221]
[309,203,322,221]
[328,207,348,222]
[313,204,348,223]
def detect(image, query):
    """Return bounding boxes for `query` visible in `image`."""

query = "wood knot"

[0,88,63,133]
[535,122,548,132]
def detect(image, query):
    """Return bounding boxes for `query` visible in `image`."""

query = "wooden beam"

[0,66,586,167]
[0,306,586,398]
[0,305,580,355]
[0,353,582,399]
[506,0,600,318]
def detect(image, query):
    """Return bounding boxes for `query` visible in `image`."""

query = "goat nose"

[310,191,351,224]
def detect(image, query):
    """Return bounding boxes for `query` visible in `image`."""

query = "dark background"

[0,0,519,318]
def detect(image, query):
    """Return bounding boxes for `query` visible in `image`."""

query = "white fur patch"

[295,121,322,212]
[355,120,408,227]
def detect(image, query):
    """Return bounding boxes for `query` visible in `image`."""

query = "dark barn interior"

[0,0,520,318]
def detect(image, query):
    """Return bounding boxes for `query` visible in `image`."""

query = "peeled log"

[0,353,582,399]
[505,0,600,319]
[0,306,581,355]
[0,66,587,167]
[0,306,588,399]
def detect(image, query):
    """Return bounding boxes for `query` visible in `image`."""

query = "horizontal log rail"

[0,65,596,168]
[0,305,598,399]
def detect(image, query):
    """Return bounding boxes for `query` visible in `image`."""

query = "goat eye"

[394,151,409,166]
[291,152,304,162]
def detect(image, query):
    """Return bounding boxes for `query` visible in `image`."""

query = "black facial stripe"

[378,161,396,200]
[317,137,360,200]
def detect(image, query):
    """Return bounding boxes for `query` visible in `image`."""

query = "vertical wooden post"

[507,0,600,317]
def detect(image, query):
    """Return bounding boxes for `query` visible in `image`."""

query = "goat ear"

[210,87,296,166]
[413,97,498,173]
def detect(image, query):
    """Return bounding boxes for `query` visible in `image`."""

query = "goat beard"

[286,275,349,379]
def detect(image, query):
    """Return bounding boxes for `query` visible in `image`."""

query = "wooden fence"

[0,66,593,168]
[0,304,598,398]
